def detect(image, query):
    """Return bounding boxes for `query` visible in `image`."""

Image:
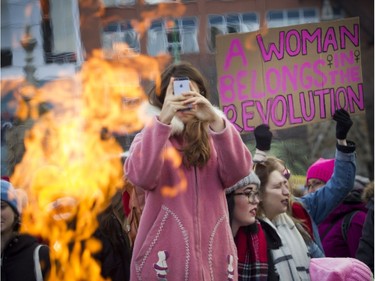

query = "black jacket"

[93,213,131,281]
[259,219,281,281]
[1,234,50,281]
[356,198,374,273]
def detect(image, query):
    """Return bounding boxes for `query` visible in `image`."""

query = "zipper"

[193,165,205,280]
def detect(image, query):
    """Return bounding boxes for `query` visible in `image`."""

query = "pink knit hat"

[310,257,373,281]
[306,158,335,185]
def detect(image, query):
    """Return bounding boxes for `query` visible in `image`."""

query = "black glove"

[333,108,353,139]
[254,124,273,151]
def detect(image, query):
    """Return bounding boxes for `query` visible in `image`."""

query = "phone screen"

[173,77,190,96]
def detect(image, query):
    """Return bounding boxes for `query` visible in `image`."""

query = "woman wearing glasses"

[226,171,276,281]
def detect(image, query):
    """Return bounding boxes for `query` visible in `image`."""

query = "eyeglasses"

[306,180,325,192]
[233,190,260,204]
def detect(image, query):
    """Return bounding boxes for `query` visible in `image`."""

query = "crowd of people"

[1,61,374,281]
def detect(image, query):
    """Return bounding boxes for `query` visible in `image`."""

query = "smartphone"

[173,77,190,96]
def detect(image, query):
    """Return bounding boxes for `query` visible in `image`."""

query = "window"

[1,49,12,67]
[242,13,259,32]
[102,0,135,7]
[287,10,300,25]
[147,20,166,56]
[179,18,199,53]
[1,0,82,66]
[143,0,195,3]
[102,21,140,59]
[300,8,319,23]
[41,0,82,64]
[166,19,181,54]
[267,8,320,28]
[147,17,199,56]
[207,13,259,52]
[226,14,241,33]
[144,0,175,4]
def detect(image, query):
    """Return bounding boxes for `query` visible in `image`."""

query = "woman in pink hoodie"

[124,61,252,281]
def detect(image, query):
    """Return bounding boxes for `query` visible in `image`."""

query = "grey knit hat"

[226,171,260,194]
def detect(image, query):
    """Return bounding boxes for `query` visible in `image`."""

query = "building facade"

[1,0,374,177]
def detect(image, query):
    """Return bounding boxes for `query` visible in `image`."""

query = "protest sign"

[216,17,364,132]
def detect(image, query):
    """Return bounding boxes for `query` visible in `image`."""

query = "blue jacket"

[296,142,356,252]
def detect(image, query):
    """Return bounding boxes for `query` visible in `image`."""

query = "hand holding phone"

[173,77,190,96]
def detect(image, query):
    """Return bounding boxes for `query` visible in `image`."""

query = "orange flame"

[244,27,269,51]
[3,0,193,278]
[161,147,187,197]
[7,50,169,280]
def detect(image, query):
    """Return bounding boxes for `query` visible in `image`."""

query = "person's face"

[232,184,260,230]
[306,179,325,193]
[1,200,17,234]
[261,170,290,220]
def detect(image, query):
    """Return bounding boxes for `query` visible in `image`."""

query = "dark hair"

[14,214,21,232]
[226,191,259,234]
[148,61,209,109]
[226,193,235,227]
[96,190,131,255]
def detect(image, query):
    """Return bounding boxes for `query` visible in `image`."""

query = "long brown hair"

[254,158,313,243]
[149,61,211,168]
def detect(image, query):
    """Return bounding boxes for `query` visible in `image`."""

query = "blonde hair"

[255,157,313,243]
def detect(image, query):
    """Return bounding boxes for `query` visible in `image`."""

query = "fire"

[3,0,193,277]
[244,27,269,51]
[161,147,187,197]
[7,50,169,280]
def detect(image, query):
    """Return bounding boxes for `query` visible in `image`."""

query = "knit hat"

[306,158,335,185]
[354,175,370,192]
[344,175,371,203]
[309,257,373,281]
[226,171,260,194]
[1,179,21,215]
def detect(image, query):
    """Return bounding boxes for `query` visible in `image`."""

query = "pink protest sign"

[216,17,364,132]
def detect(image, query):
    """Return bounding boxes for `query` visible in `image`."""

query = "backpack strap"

[341,210,360,242]
[320,215,344,241]
[33,245,44,281]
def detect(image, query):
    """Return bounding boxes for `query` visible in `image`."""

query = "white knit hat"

[226,171,260,194]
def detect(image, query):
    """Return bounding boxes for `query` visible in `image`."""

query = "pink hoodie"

[125,115,252,281]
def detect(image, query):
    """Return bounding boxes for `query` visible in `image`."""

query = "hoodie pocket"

[133,205,191,281]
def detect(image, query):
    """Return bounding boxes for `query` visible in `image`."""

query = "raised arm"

[300,109,356,224]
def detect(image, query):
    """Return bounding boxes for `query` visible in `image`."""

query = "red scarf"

[235,222,268,280]
[292,202,314,239]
